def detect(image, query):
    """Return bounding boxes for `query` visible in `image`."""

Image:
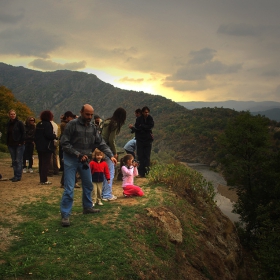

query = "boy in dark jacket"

[89,149,110,206]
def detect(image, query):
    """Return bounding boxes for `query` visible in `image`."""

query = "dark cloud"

[0,11,24,23]
[28,59,86,70]
[0,27,64,58]
[166,60,242,81]
[262,70,280,77]
[188,48,217,64]
[217,23,260,37]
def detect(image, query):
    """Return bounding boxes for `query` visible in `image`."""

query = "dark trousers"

[38,151,52,183]
[23,142,34,168]
[136,141,152,177]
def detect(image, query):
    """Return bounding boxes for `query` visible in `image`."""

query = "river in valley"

[187,163,240,222]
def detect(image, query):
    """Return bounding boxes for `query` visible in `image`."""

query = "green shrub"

[0,144,8,153]
[148,162,216,205]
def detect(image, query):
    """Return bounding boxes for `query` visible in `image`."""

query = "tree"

[0,86,33,147]
[218,112,280,279]
[218,112,273,232]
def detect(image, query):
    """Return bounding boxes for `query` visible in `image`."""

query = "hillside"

[0,63,278,165]
[178,100,280,112]
[0,63,185,121]
[251,107,280,122]
[0,155,256,279]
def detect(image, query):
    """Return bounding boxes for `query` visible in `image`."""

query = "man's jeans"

[60,153,93,218]
[102,156,115,199]
[8,145,25,180]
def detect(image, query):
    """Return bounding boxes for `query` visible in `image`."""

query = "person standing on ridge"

[6,109,26,182]
[34,110,57,185]
[101,107,127,201]
[60,104,117,227]
[129,106,154,178]
[22,116,36,174]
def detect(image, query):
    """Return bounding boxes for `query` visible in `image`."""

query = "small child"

[90,149,110,206]
[120,154,144,197]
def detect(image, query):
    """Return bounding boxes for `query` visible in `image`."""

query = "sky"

[1,0,280,102]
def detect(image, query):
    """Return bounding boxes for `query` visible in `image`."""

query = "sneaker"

[102,195,117,201]
[40,181,52,185]
[23,168,27,173]
[29,168,34,173]
[83,207,101,214]
[96,201,103,206]
[61,217,70,227]
[108,195,117,201]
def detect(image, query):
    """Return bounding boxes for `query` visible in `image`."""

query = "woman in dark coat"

[35,110,57,185]
[23,116,36,173]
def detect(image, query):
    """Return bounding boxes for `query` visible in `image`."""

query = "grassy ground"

[0,154,257,280]
[0,154,199,280]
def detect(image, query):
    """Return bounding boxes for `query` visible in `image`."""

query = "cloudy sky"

[1,0,280,102]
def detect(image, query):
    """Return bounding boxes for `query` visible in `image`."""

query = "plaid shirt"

[60,116,113,158]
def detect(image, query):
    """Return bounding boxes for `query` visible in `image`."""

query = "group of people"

[4,104,154,227]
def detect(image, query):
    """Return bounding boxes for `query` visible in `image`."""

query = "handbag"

[48,140,55,152]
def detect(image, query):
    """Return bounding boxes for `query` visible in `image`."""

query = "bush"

[148,162,215,205]
[0,143,8,153]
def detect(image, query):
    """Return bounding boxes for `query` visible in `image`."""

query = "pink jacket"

[121,165,138,187]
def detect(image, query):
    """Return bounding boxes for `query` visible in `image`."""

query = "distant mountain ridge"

[0,62,184,120]
[178,101,280,121]
[0,62,278,164]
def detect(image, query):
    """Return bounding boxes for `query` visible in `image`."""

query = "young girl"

[120,154,144,197]
[90,149,110,206]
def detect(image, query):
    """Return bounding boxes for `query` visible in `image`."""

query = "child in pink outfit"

[121,154,144,197]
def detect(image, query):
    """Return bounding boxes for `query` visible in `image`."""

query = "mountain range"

[178,101,280,121]
[0,62,278,163]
